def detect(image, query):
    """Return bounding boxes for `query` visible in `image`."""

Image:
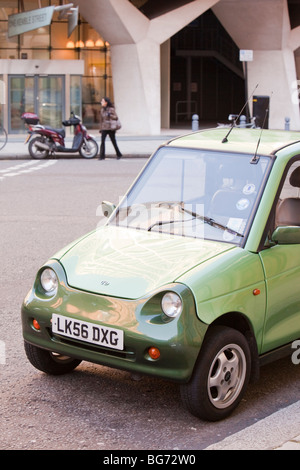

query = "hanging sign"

[8,6,55,37]
[68,7,78,37]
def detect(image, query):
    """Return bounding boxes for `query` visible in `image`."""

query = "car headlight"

[40,268,58,294]
[161,292,183,318]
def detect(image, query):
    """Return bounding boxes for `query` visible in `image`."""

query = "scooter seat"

[44,126,65,138]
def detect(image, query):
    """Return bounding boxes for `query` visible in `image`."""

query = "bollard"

[192,114,199,131]
[239,115,246,128]
[285,117,290,131]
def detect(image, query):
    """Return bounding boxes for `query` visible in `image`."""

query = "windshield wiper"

[182,207,244,238]
[147,217,193,232]
[148,204,244,238]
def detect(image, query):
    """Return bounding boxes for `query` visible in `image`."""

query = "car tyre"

[180,326,251,421]
[24,341,81,375]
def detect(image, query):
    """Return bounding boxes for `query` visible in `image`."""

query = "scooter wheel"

[80,138,98,158]
[28,136,50,159]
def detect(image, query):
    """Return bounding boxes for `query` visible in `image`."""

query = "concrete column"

[161,40,171,130]
[75,0,220,134]
[247,49,300,130]
[213,0,300,130]
[111,40,161,134]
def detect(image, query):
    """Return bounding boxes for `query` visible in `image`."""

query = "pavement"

[1,127,300,451]
[276,434,300,450]
[204,400,300,451]
[0,128,190,160]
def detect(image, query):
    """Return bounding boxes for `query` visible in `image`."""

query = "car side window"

[275,161,300,228]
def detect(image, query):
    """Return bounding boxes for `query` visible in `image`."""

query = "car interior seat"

[276,167,300,227]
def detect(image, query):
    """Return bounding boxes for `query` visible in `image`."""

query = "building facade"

[1,0,300,134]
[0,0,113,133]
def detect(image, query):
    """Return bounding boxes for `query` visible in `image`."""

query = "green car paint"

[177,247,266,349]
[57,226,233,299]
[21,128,300,420]
[22,259,207,382]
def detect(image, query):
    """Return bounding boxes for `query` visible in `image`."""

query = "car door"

[260,160,300,353]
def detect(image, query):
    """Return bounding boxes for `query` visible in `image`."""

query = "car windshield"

[108,147,272,244]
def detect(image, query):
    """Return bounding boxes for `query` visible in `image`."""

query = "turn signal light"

[32,319,41,330]
[148,347,160,360]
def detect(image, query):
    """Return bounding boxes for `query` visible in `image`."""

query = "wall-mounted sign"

[239,50,253,62]
[8,6,55,37]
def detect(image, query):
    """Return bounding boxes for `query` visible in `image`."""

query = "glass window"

[1,5,113,130]
[279,161,300,199]
[22,26,50,49]
[51,21,77,50]
[10,76,35,132]
[0,4,18,56]
[20,49,50,60]
[81,49,108,76]
[38,75,64,128]
[0,7,18,21]
[0,23,18,49]
[0,74,4,127]
[274,161,300,230]
[82,76,101,127]
[50,49,77,60]
[70,75,81,117]
[109,147,272,244]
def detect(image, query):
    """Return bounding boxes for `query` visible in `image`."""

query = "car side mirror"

[272,226,300,245]
[102,201,116,218]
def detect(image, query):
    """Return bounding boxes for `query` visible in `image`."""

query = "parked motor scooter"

[22,112,99,159]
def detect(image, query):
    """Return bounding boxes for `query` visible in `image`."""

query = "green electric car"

[22,128,300,421]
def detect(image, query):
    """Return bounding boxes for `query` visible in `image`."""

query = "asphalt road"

[0,157,299,451]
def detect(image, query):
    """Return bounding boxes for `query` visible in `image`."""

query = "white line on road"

[0,160,40,173]
[0,160,57,180]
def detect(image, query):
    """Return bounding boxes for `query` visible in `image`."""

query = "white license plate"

[52,314,124,351]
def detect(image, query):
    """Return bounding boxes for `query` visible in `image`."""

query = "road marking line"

[0,160,40,173]
[0,160,57,180]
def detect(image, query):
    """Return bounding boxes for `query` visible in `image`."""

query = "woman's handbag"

[110,118,122,131]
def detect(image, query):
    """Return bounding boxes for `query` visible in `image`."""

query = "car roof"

[166,128,300,156]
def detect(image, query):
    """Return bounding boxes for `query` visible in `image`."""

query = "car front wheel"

[180,326,251,421]
[24,341,81,375]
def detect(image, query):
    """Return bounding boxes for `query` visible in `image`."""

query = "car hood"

[57,226,234,299]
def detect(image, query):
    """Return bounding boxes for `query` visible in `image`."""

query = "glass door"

[37,76,64,129]
[9,76,35,133]
[9,75,65,133]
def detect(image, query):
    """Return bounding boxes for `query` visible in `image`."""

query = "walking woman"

[98,97,122,160]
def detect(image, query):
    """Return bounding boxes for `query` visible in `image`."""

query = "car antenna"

[222,83,259,143]
[251,94,272,164]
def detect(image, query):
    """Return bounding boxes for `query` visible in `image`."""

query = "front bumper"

[21,260,207,382]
